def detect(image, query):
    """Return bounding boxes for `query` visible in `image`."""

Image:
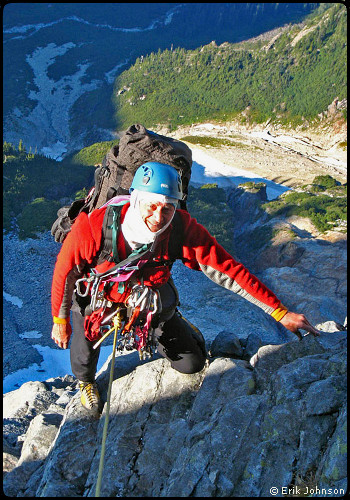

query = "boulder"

[208,330,244,358]
[258,239,347,326]
[227,183,269,239]
[3,376,77,479]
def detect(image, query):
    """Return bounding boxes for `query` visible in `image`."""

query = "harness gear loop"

[95,310,123,497]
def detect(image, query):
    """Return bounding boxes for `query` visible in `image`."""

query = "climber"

[50,162,320,413]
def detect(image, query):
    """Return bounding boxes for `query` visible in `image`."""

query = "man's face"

[139,200,176,232]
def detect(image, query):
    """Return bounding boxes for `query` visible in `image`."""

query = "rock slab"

[3,323,347,497]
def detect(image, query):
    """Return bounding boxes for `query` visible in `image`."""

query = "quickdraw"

[124,285,161,359]
[92,284,161,360]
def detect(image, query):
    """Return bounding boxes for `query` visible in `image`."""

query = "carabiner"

[90,277,103,311]
[75,278,91,297]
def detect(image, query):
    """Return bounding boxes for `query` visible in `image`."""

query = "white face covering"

[121,189,178,249]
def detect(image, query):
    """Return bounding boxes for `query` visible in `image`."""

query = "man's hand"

[51,322,72,349]
[280,311,321,340]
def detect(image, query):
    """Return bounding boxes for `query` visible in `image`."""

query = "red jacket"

[51,203,285,321]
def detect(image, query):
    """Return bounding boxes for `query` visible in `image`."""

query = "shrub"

[312,175,339,189]
[75,188,89,200]
[17,198,61,239]
[262,188,347,233]
[67,140,119,166]
[180,136,240,148]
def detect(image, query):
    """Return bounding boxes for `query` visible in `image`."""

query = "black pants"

[70,280,207,382]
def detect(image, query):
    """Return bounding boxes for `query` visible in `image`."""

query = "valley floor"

[160,120,347,188]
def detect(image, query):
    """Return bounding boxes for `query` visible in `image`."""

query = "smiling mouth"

[146,219,163,231]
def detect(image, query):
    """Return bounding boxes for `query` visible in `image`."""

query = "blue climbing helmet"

[130,161,183,200]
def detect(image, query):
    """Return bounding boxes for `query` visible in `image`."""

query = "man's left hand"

[279,311,321,340]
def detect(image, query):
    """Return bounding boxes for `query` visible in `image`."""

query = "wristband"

[270,304,288,322]
[53,316,70,325]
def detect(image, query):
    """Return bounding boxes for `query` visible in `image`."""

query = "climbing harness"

[75,240,153,314]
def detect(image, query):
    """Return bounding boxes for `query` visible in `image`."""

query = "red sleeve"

[177,210,281,314]
[51,208,106,318]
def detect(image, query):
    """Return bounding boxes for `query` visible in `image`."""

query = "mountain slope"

[3,3,319,156]
[113,4,347,130]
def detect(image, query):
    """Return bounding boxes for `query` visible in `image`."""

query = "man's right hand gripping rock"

[51,319,72,349]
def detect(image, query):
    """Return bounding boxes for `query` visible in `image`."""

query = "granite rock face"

[3,185,347,496]
[226,185,347,327]
[258,237,347,326]
[3,323,347,497]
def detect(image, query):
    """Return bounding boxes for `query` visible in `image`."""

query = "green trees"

[66,140,119,166]
[187,185,235,254]
[3,141,16,156]
[18,139,25,153]
[312,175,340,191]
[3,141,94,238]
[262,176,347,233]
[113,4,346,130]
[17,198,61,239]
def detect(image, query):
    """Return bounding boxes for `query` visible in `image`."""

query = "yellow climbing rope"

[95,310,123,497]
[93,317,121,350]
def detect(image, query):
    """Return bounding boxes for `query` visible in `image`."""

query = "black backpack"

[51,123,192,244]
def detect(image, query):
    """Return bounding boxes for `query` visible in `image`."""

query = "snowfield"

[191,148,290,199]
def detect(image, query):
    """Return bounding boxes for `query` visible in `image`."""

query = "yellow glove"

[51,320,72,349]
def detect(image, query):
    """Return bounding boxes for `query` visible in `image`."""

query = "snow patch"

[3,292,23,308]
[4,5,184,41]
[3,344,113,393]
[41,141,68,161]
[19,331,43,339]
[190,148,289,200]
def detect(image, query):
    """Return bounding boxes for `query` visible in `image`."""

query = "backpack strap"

[88,157,109,211]
[96,203,124,265]
[96,204,184,268]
